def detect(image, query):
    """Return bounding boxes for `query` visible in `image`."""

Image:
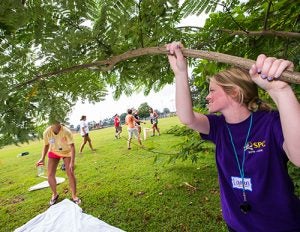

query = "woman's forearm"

[269,86,300,166]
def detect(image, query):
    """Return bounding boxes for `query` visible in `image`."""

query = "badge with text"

[231,176,252,191]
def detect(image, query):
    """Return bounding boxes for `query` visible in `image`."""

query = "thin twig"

[263,0,273,31]
[219,29,300,39]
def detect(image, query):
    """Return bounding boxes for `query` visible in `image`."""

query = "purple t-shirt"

[200,111,300,231]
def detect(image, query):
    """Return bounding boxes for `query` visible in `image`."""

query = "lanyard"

[226,113,253,213]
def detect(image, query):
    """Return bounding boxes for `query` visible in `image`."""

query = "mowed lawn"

[0,116,227,232]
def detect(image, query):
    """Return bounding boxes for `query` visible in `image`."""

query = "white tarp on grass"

[28,177,65,191]
[14,199,125,232]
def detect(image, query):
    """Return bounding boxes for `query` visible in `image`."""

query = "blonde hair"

[211,67,271,112]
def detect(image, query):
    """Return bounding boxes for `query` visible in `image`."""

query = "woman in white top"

[79,115,96,153]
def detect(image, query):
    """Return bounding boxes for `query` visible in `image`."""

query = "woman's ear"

[230,87,242,102]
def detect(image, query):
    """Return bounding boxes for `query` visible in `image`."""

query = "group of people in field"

[35,41,300,231]
[114,107,161,150]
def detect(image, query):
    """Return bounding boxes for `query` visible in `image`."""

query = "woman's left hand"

[249,54,294,92]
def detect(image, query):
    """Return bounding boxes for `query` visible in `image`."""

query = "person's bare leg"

[138,136,142,146]
[63,157,78,200]
[48,158,59,199]
[155,125,160,135]
[79,137,87,153]
[87,136,95,151]
[128,138,132,149]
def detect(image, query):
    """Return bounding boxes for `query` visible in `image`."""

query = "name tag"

[49,138,55,144]
[231,176,252,191]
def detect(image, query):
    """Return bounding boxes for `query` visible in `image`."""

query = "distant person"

[149,107,160,136]
[125,109,142,150]
[114,114,122,139]
[37,120,81,206]
[79,115,95,154]
[134,110,145,137]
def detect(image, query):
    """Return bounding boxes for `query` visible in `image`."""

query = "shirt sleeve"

[43,129,49,145]
[270,111,285,152]
[200,114,223,143]
[80,121,84,129]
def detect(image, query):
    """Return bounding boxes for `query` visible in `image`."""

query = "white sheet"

[28,177,65,191]
[14,199,125,232]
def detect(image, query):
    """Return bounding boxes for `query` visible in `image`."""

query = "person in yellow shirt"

[37,120,81,206]
[125,109,142,150]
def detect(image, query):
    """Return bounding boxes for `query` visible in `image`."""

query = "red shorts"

[48,151,61,159]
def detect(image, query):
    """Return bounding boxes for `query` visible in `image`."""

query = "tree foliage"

[0,0,299,147]
[137,102,151,119]
[189,0,300,108]
[0,0,183,146]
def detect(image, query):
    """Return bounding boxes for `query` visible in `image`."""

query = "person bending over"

[37,120,81,206]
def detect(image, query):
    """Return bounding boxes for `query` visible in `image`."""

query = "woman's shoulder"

[206,113,224,121]
[254,110,279,120]
[43,126,52,136]
[62,125,72,134]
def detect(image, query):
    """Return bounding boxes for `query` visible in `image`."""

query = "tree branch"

[14,46,300,88]
[220,29,300,39]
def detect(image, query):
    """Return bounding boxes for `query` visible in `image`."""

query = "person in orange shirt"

[125,109,142,150]
[37,120,81,206]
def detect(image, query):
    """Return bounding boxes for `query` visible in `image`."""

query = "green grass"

[0,116,227,232]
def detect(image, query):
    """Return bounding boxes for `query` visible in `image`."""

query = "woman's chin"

[207,107,216,113]
[206,105,213,113]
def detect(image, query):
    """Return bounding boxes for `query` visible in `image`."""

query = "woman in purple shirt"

[167,42,300,232]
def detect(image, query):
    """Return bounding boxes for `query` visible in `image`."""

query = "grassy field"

[0,116,227,232]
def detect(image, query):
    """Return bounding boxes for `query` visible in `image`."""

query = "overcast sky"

[68,13,208,125]
[68,84,176,125]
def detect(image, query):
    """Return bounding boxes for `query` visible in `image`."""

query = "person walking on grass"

[125,109,142,150]
[167,41,300,231]
[37,120,81,206]
[79,115,95,154]
[149,107,160,136]
[114,114,122,139]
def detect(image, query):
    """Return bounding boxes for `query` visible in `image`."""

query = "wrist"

[175,70,188,78]
[268,85,292,97]
[268,85,294,105]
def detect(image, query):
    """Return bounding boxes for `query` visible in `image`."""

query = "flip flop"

[49,194,59,206]
[72,198,81,205]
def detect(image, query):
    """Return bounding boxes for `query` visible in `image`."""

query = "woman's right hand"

[36,159,44,166]
[166,42,188,76]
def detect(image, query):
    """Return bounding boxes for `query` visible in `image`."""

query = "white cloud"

[177,14,207,28]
